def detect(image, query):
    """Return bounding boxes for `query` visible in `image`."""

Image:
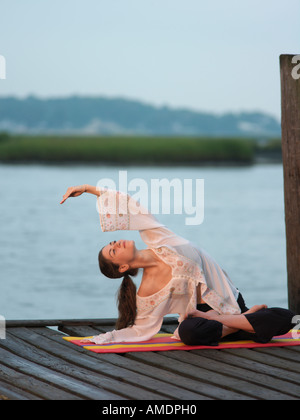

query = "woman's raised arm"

[60,184,100,204]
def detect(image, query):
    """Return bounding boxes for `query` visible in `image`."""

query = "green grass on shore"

[0,134,281,165]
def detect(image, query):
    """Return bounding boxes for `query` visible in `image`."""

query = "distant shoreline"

[0,134,282,165]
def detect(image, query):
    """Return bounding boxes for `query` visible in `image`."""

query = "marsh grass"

[0,135,260,165]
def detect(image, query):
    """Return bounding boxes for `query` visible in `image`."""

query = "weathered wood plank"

[85,323,300,386]
[253,346,300,363]
[6,319,116,328]
[223,348,300,374]
[285,345,300,353]
[3,330,157,400]
[57,325,253,400]
[192,349,300,386]
[50,327,215,400]
[58,324,99,337]
[122,352,251,400]
[163,350,300,399]
[6,317,178,328]
[5,318,299,401]
[0,379,42,400]
[59,322,300,399]
[59,320,178,337]
[0,345,122,400]
[125,351,253,400]
[58,325,257,399]
[0,358,80,400]
[9,327,203,400]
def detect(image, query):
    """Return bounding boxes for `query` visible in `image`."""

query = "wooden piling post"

[280,54,300,314]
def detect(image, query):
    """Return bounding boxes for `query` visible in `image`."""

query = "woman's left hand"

[60,185,87,204]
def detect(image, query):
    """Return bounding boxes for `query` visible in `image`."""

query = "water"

[0,163,288,321]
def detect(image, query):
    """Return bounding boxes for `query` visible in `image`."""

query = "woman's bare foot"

[244,304,268,315]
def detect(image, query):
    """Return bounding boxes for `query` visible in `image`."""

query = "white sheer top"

[89,189,240,344]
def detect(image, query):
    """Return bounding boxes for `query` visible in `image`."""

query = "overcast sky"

[0,0,299,119]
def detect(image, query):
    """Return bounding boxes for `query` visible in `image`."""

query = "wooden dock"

[0,318,299,400]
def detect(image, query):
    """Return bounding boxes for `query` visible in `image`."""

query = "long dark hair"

[98,248,139,330]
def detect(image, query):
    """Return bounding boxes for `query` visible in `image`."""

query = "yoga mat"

[63,330,300,354]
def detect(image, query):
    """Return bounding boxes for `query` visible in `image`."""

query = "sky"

[0,0,299,119]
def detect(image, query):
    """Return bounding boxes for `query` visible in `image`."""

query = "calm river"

[0,163,288,320]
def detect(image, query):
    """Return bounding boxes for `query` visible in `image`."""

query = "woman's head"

[100,240,137,276]
[98,242,139,279]
[98,240,139,330]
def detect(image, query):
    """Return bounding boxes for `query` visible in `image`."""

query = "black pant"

[178,294,295,346]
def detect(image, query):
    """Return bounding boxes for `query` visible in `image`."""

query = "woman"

[60,184,295,346]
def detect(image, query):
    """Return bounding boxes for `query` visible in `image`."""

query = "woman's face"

[101,240,136,271]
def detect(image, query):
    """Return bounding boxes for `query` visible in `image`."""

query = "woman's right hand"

[80,332,113,344]
[60,185,87,204]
